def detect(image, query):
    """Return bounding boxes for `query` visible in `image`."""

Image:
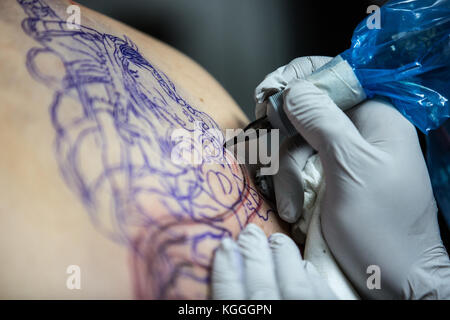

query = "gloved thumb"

[283,79,366,154]
[273,136,313,223]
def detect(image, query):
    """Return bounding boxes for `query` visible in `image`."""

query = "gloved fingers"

[269,233,337,300]
[255,65,286,103]
[237,224,281,299]
[268,233,307,299]
[345,98,419,152]
[255,65,288,118]
[283,79,368,156]
[211,237,246,300]
[288,56,333,80]
[273,136,314,223]
[254,56,332,118]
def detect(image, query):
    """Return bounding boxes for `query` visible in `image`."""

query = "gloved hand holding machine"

[214,0,450,300]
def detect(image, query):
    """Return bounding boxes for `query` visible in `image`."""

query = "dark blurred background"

[77,0,387,118]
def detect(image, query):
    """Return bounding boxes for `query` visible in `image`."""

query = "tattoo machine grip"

[265,55,366,138]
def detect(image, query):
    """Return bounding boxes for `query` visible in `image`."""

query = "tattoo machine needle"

[223,91,299,148]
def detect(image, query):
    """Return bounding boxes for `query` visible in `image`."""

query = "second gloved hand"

[211,223,337,300]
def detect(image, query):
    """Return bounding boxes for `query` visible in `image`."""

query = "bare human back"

[0,0,285,299]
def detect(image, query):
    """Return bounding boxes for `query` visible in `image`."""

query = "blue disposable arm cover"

[340,0,450,133]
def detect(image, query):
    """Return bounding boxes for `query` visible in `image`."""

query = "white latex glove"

[254,57,333,224]
[279,62,450,299]
[253,57,359,299]
[254,56,332,119]
[255,56,331,223]
[212,223,337,300]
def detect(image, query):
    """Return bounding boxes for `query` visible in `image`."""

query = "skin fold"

[0,0,285,299]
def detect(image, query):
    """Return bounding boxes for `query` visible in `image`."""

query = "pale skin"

[0,0,285,299]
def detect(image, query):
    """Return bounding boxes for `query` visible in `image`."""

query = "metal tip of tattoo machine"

[223,116,273,148]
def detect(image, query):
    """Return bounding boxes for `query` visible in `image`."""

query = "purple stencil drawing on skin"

[17,0,273,298]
